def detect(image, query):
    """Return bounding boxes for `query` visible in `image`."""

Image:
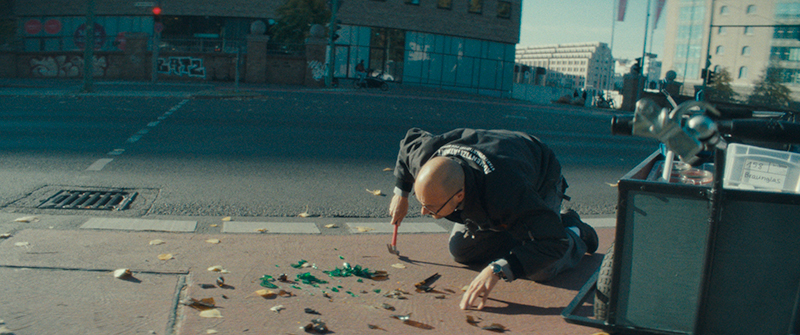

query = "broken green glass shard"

[259,275,279,289]
[296,272,329,285]
[323,263,389,280]
[290,260,308,268]
[330,287,339,292]
[346,291,357,297]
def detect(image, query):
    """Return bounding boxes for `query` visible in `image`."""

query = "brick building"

[5,0,521,96]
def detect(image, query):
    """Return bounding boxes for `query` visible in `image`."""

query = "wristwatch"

[490,262,508,281]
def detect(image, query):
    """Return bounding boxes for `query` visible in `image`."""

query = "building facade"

[7,0,521,96]
[661,0,800,96]
[515,42,614,92]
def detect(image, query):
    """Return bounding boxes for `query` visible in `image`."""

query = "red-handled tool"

[386,223,400,256]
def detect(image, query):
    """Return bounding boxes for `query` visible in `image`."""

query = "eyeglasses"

[417,188,462,216]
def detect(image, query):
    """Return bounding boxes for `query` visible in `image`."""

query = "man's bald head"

[415,156,464,201]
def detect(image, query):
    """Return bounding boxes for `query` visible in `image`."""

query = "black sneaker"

[561,209,599,254]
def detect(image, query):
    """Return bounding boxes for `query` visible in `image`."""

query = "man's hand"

[459,265,500,310]
[389,194,408,226]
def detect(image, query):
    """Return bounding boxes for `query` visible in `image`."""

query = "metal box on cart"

[563,149,800,335]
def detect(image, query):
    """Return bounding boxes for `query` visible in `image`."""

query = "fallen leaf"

[209,224,218,227]
[206,330,218,334]
[391,263,406,269]
[205,238,221,244]
[481,323,509,332]
[14,216,38,223]
[14,242,29,247]
[0,233,11,239]
[199,309,222,318]
[158,253,173,260]
[149,239,165,245]
[183,297,215,310]
[323,223,338,229]
[383,167,393,172]
[255,228,268,233]
[113,268,132,279]
[366,189,384,196]
[403,319,435,330]
[255,289,277,298]
[462,285,469,292]
[466,315,481,326]
[270,305,285,313]
[354,226,374,233]
[298,205,312,218]
[606,182,619,187]
[221,217,232,221]
[208,265,229,273]
[368,324,386,330]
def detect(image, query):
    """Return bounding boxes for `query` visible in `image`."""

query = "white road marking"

[86,158,114,171]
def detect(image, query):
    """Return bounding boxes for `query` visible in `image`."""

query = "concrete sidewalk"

[0,213,614,335]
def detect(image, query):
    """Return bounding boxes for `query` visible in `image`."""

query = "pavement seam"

[0,264,189,275]
[165,274,187,335]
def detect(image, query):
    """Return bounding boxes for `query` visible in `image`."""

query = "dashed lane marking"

[86,158,114,171]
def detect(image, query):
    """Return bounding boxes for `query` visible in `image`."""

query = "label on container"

[742,159,788,189]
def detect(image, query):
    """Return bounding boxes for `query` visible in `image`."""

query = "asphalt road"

[0,89,657,219]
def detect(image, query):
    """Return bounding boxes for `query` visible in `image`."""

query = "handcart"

[562,96,800,335]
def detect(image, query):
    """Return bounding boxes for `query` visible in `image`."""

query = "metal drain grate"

[38,190,138,211]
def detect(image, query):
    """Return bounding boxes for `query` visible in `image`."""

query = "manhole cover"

[37,190,137,211]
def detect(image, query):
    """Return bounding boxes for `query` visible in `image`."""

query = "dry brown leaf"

[14,216,38,223]
[149,239,165,245]
[205,238,221,244]
[14,242,29,247]
[297,205,312,218]
[209,224,218,227]
[391,263,406,269]
[383,167,393,172]
[255,228,268,233]
[207,265,229,273]
[323,223,338,229]
[355,226,374,233]
[158,253,174,260]
[270,305,285,313]
[0,233,11,239]
[255,289,277,298]
[199,309,222,318]
[221,217,232,222]
[366,189,384,196]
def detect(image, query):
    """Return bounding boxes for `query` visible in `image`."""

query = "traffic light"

[707,70,716,85]
[633,57,642,74]
[152,6,162,22]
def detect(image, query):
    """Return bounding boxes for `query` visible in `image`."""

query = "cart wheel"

[594,242,614,321]
[380,82,389,91]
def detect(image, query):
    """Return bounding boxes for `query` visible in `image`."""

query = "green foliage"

[706,68,738,103]
[747,65,794,109]
[270,0,331,45]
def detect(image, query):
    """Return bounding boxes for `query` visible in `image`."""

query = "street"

[0,86,656,219]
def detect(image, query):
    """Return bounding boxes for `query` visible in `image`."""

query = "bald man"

[389,128,598,310]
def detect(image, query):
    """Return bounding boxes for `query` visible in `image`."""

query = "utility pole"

[702,0,717,98]
[82,0,96,93]
[636,0,651,103]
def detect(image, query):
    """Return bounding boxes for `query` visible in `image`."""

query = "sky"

[519,0,666,61]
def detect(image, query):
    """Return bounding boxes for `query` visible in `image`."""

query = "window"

[720,5,729,14]
[742,46,751,56]
[497,1,511,18]
[437,0,452,9]
[738,66,748,79]
[744,26,754,35]
[405,0,420,5]
[716,45,725,54]
[718,26,727,35]
[468,0,482,13]
[746,5,756,14]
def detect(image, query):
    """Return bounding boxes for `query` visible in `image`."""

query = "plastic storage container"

[724,143,800,193]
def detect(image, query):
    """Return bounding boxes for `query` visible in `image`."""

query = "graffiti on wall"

[308,60,325,81]
[157,57,206,78]
[30,55,108,77]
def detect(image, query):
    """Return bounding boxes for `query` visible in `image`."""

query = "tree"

[706,68,738,103]
[747,64,794,110]
[270,0,331,46]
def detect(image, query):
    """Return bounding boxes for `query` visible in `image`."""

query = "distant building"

[515,42,614,92]
[661,0,800,97]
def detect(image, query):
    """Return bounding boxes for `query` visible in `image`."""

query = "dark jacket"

[393,128,569,279]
